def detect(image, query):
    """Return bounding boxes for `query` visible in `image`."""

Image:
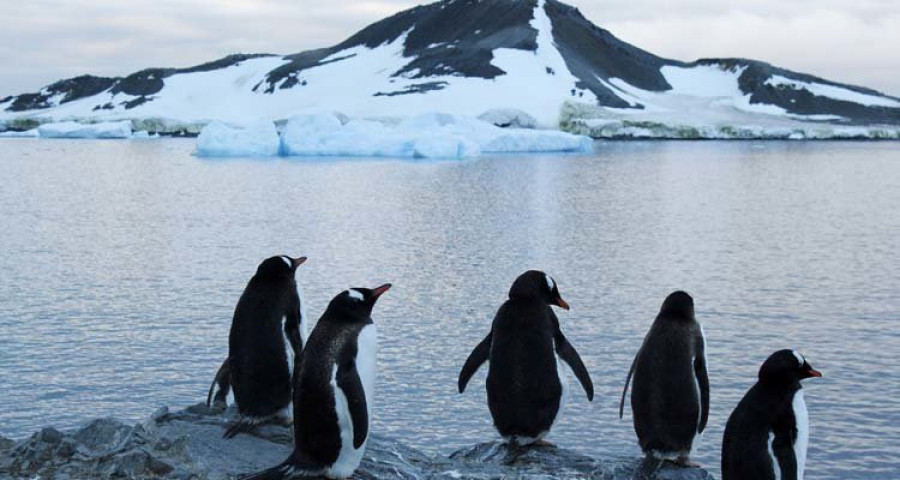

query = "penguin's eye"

[347,289,365,302]
[281,256,292,268]
[792,350,805,367]
[545,274,555,291]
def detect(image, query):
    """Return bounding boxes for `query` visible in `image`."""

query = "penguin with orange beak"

[458,270,594,446]
[722,349,822,480]
[206,255,308,439]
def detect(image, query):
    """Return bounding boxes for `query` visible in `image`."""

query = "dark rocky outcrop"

[7,75,117,112]
[692,58,900,125]
[0,404,714,480]
[6,54,274,113]
[545,0,676,108]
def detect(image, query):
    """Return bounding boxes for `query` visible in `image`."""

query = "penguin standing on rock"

[722,349,822,480]
[206,255,308,439]
[458,270,594,446]
[242,284,391,480]
[619,291,709,467]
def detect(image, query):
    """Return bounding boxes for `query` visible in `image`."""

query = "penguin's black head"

[256,255,307,279]
[329,283,392,320]
[509,270,570,310]
[759,349,823,385]
[658,291,694,320]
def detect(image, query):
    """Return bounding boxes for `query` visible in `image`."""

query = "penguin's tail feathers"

[239,453,326,480]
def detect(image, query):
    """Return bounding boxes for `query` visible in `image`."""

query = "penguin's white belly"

[282,322,295,376]
[767,431,783,480]
[793,389,809,480]
[554,353,570,427]
[690,355,702,450]
[297,284,308,344]
[326,325,377,479]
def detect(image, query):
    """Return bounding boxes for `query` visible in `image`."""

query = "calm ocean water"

[0,139,898,478]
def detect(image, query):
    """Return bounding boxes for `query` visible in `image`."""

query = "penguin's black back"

[292,310,368,466]
[630,300,705,454]
[722,382,800,480]
[228,274,297,418]
[487,298,561,438]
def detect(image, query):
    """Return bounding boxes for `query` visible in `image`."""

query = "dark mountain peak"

[262,0,539,90]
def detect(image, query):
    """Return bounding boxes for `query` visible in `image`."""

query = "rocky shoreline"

[0,404,713,479]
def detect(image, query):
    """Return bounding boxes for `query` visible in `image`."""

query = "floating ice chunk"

[195,121,280,157]
[0,129,39,138]
[38,121,132,139]
[278,112,592,159]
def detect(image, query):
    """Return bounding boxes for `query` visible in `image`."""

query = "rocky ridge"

[0,404,714,480]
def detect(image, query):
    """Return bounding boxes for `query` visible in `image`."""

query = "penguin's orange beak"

[807,369,822,378]
[556,296,570,310]
[293,256,308,267]
[372,283,392,298]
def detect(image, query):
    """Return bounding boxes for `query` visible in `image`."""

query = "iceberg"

[0,129,39,138]
[195,121,280,157]
[37,121,133,139]
[276,112,592,159]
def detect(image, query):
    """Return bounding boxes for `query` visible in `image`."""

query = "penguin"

[458,270,594,446]
[722,349,822,480]
[206,255,308,438]
[241,284,391,480]
[619,291,709,467]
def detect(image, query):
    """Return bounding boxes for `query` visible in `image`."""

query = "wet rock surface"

[0,404,713,479]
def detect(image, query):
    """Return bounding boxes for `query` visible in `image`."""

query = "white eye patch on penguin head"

[347,289,365,302]
[792,350,806,367]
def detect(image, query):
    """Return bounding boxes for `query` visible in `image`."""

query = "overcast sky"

[1,0,898,98]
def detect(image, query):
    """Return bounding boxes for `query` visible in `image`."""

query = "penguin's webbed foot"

[223,419,256,439]
[670,456,701,468]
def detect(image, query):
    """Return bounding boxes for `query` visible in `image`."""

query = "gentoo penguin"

[206,255,308,438]
[722,349,822,480]
[458,270,594,445]
[242,284,391,480]
[619,291,709,466]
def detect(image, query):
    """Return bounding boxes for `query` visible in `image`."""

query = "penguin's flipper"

[694,335,710,434]
[619,353,638,419]
[458,332,492,393]
[771,422,799,480]
[337,360,369,449]
[284,297,304,357]
[554,331,594,401]
[239,452,326,480]
[206,358,231,407]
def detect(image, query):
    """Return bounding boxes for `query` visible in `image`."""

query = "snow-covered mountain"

[2,0,899,134]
